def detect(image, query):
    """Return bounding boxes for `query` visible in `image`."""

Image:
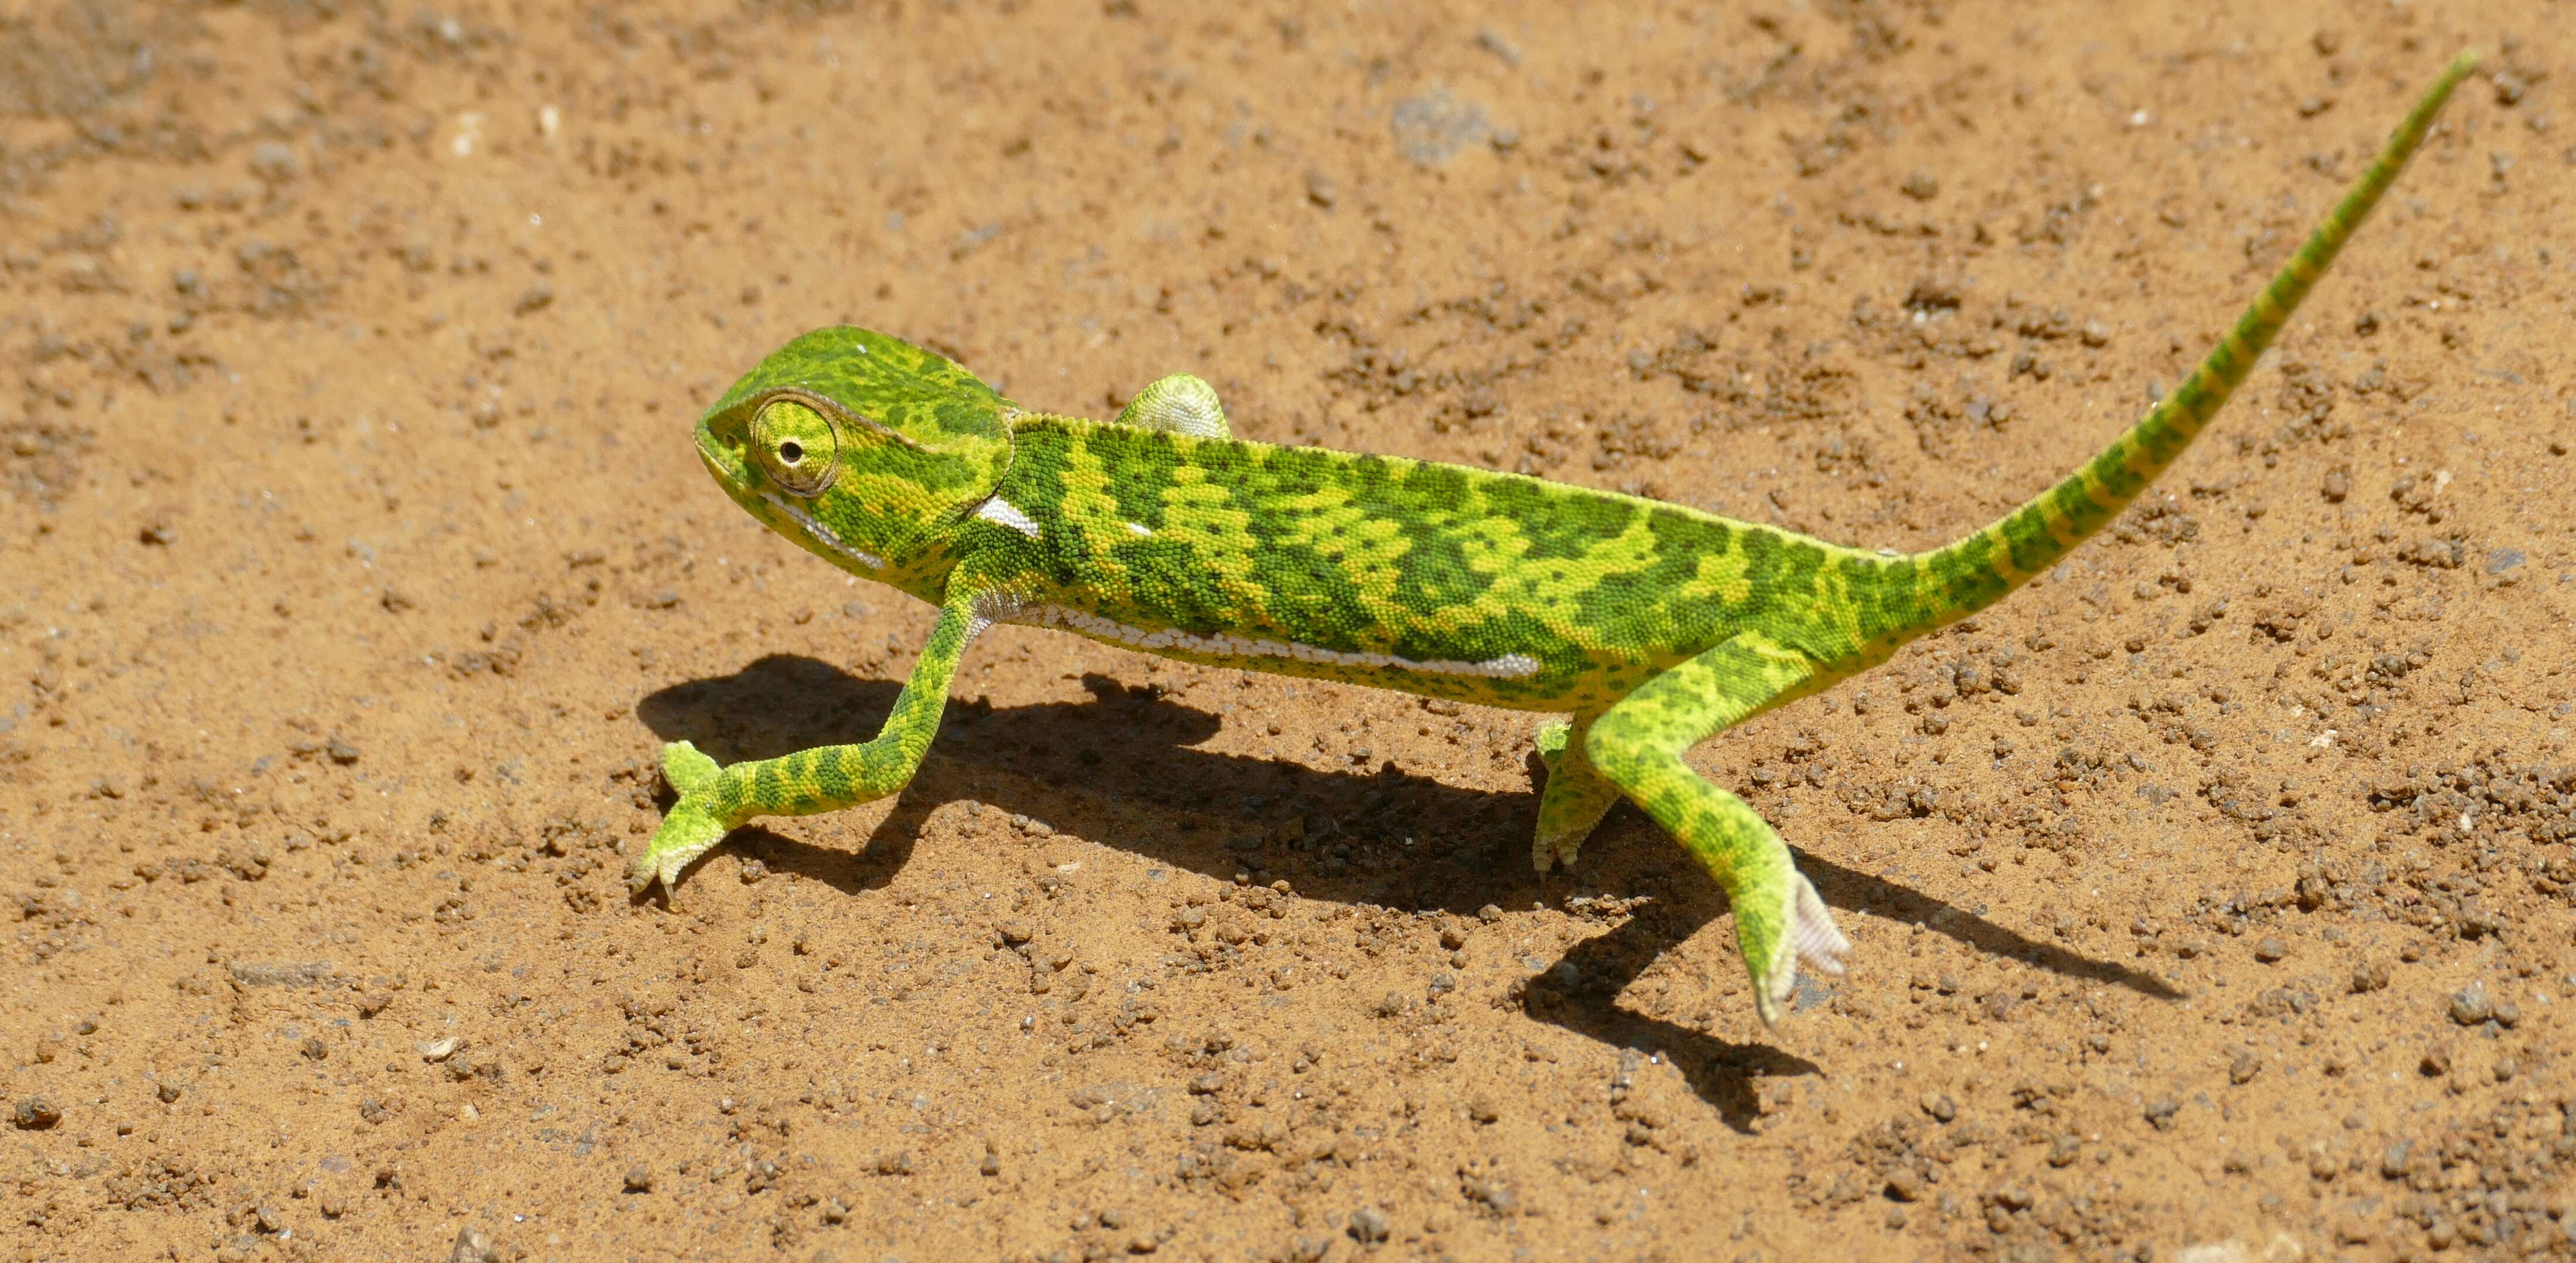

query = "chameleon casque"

[630,57,2473,1024]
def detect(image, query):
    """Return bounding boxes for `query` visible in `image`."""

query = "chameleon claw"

[1530,831,1574,874]
[626,741,733,895]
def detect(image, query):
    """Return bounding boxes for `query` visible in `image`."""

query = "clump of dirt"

[3,2,2571,1260]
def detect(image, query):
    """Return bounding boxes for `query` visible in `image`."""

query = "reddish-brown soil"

[4,3,2571,1261]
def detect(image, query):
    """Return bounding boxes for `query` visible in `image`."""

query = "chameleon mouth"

[759,491,885,571]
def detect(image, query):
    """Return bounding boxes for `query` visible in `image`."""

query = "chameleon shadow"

[636,655,2176,1116]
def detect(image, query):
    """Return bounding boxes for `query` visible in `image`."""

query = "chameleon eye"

[749,396,840,498]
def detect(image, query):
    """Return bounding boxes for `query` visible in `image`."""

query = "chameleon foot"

[1530,719,1617,873]
[628,740,737,894]
[1747,871,1850,1026]
[1115,373,1229,438]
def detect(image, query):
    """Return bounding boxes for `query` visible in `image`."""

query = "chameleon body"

[631,57,2473,1024]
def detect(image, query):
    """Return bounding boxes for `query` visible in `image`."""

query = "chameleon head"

[692,326,1017,598]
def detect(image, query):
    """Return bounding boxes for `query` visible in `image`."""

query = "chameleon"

[628,55,2474,1025]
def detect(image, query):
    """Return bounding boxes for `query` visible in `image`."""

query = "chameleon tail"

[1908,52,2475,624]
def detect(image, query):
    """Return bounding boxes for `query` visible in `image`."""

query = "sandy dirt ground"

[3,2,2572,1260]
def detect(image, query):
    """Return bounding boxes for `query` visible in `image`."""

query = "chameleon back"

[973,415,1897,712]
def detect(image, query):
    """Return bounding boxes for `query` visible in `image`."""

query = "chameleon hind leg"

[1532,716,1621,871]
[1585,633,1850,1026]
[628,587,988,893]
[1114,374,1230,438]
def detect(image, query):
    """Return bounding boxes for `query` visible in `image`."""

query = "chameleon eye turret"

[747,393,841,498]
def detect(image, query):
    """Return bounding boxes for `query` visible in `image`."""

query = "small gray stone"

[2448,981,2493,1026]
[250,141,300,182]
[2381,1139,2413,1178]
[2143,1097,2180,1130]
[229,959,335,988]
[1389,83,1492,168]
[447,1224,498,1263]
[1472,26,1523,67]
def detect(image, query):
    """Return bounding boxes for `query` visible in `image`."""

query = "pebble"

[448,1224,499,1263]
[250,141,300,182]
[2143,1097,2179,1130]
[623,1165,653,1193]
[2229,1052,2260,1085]
[13,1096,62,1130]
[2381,1139,2413,1177]
[2449,982,2493,1026]
[1347,1206,1391,1244]
[2254,937,2287,963]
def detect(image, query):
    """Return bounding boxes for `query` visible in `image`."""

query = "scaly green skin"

[630,57,2473,1025]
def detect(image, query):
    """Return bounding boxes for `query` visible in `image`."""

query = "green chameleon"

[630,57,2473,1024]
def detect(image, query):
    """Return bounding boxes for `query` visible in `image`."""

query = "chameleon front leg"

[1114,373,1229,438]
[627,586,991,893]
[1532,716,1621,871]
[1585,634,1850,1026]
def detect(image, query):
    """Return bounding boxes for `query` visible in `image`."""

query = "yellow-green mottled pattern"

[633,56,2473,1024]
[967,416,1895,711]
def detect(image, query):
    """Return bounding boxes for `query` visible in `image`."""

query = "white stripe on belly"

[1007,601,1540,679]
